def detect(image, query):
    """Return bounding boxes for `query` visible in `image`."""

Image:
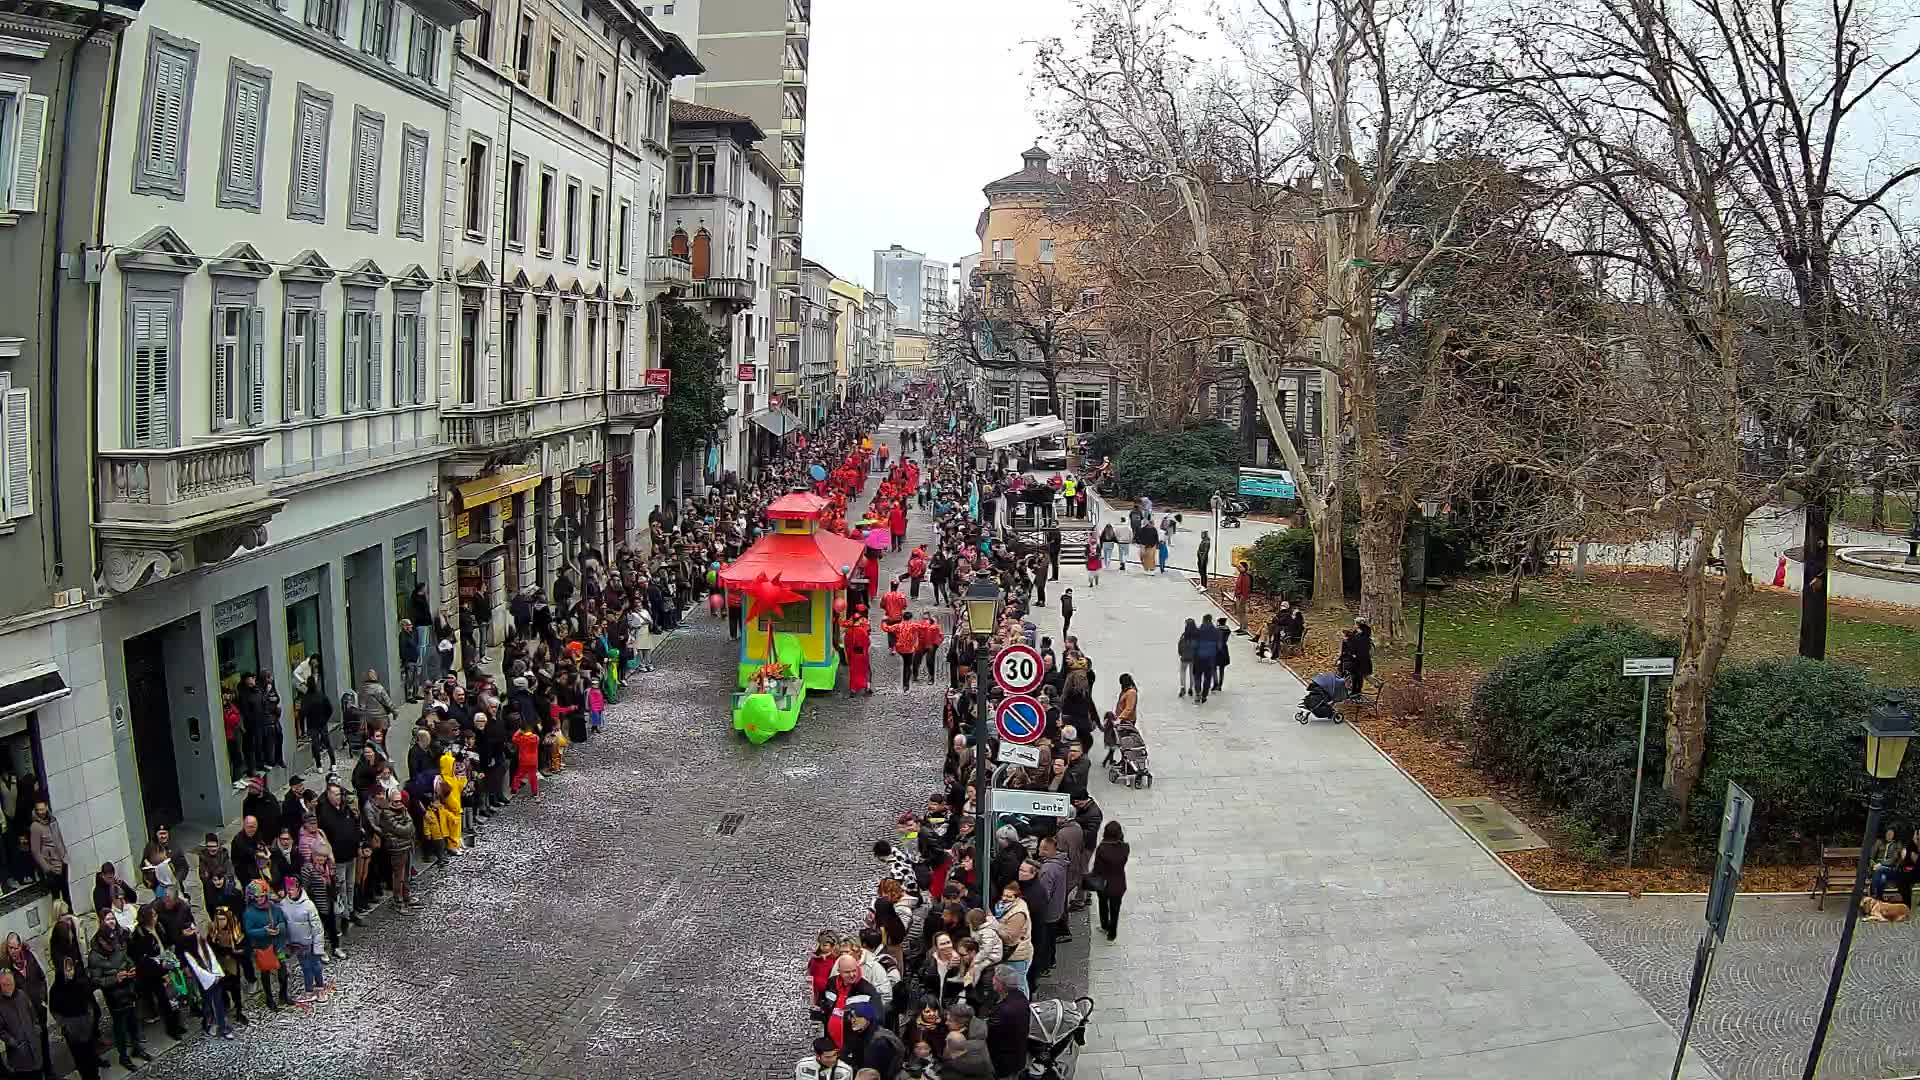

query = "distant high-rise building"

[653,0,809,420]
[874,244,927,332]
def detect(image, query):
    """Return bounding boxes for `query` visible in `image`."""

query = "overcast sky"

[802,0,1074,290]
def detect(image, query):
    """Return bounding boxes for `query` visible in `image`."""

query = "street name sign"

[991,789,1072,817]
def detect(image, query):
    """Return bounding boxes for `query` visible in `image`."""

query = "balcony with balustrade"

[606,387,665,435]
[95,436,287,593]
[645,254,694,300]
[695,276,755,307]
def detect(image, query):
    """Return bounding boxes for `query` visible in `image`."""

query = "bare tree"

[936,263,1106,421]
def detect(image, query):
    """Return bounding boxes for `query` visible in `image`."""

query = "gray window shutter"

[248,306,267,424]
[283,309,300,418]
[149,52,189,183]
[343,314,359,411]
[311,314,328,416]
[210,306,230,429]
[413,319,427,404]
[367,312,383,408]
[2,385,28,519]
[10,94,48,213]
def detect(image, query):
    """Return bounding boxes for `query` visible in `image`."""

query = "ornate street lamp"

[1803,693,1915,1079]
[965,578,1001,906]
[1412,497,1446,680]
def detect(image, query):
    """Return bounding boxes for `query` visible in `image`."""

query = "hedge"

[1105,423,1242,506]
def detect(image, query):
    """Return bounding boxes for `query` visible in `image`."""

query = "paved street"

[1550,893,1920,1080]
[140,431,946,1080]
[1035,565,1717,1080]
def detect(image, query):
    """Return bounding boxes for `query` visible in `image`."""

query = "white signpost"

[1623,656,1678,866]
[991,789,1072,817]
[1000,743,1042,768]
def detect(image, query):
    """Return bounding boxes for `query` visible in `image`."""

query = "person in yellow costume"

[433,749,466,854]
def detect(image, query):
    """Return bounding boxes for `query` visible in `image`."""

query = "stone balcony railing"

[645,254,693,300]
[441,403,535,449]
[95,436,285,593]
[696,276,755,306]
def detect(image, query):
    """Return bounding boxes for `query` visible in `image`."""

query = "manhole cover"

[717,813,744,835]
[1437,797,1547,852]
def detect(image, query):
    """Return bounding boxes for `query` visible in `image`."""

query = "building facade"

[91,0,478,841]
[664,98,772,483]
[0,0,141,943]
[798,258,833,428]
[828,274,865,409]
[872,243,922,333]
[651,0,805,440]
[920,258,950,337]
[441,0,695,637]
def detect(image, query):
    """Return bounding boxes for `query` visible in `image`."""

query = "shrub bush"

[1105,423,1242,506]
[1464,623,1682,860]
[1246,527,1316,599]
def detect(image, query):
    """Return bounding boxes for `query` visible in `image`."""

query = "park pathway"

[1032,563,1717,1080]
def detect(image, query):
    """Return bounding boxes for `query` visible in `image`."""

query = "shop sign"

[284,569,322,605]
[395,534,420,560]
[212,595,257,634]
[737,363,757,383]
[644,368,672,392]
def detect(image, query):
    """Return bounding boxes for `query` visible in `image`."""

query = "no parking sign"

[995,694,1046,745]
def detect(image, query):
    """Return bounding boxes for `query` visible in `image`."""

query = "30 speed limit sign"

[992,643,1043,694]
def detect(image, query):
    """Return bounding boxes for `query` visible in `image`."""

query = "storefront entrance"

[125,615,221,828]
[394,533,422,622]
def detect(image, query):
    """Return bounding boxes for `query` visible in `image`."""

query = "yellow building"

[829,276,872,406]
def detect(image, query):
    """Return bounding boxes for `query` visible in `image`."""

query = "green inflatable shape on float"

[735,693,781,744]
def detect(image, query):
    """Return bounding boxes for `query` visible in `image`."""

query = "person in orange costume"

[510,722,541,797]
[890,612,922,692]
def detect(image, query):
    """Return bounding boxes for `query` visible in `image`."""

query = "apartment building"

[0,0,140,944]
[91,0,476,840]
[442,0,697,624]
[867,293,896,399]
[921,259,950,337]
[648,0,807,431]
[797,259,833,428]
[664,98,775,483]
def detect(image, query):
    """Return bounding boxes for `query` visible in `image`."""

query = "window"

[593,69,607,129]
[533,305,549,396]
[282,287,325,419]
[133,31,197,199]
[1038,238,1055,264]
[571,53,586,118]
[544,35,559,100]
[288,84,332,222]
[407,17,440,84]
[397,125,428,239]
[991,239,1013,262]
[347,106,384,232]
[587,189,602,266]
[563,179,580,262]
[458,307,479,405]
[307,0,342,37]
[505,155,527,248]
[693,147,715,194]
[671,149,691,194]
[126,290,179,447]
[515,13,534,83]
[0,372,30,520]
[392,296,427,405]
[210,293,265,430]
[585,309,600,390]
[458,141,492,240]
[621,88,635,145]
[614,313,626,387]
[474,0,494,61]
[647,79,666,142]
[536,167,555,253]
[216,60,270,211]
[1027,387,1051,419]
[343,295,382,412]
[747,201,758,246]
[501,307,519,402]
[1,88,49,214]
[361,0,394,57]
[616,200,629,271]
[561,305,576,392]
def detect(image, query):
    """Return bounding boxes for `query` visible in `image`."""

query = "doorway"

[124,628,182,827]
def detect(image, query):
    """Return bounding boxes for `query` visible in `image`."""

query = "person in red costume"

[887,501,907,553]
[843,608,872,695]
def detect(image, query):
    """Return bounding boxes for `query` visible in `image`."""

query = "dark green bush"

[1464,623,1682,860]
[1082,422,1152,465]
[1106,423,1242,506]
[1246,527,1316,599]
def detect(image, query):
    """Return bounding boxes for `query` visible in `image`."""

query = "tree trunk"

[1868,480,1886,530]
[1356,508,1407,642]
[1347,339,1407,641]
[1662,515,1750,818]
[1309,504,1343,609]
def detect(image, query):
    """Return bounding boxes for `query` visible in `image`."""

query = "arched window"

[691,228,711,280]
[669,228,689,259]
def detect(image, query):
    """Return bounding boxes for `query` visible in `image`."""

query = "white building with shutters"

[436,0,693,639]
[90,0,478,839]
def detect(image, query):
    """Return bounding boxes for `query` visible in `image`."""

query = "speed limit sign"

[992,643,1043,695]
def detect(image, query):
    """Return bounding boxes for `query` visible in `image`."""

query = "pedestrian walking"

[1196,531,1212,588]
[1090,821,1129,941]
[1176,620,1196,698]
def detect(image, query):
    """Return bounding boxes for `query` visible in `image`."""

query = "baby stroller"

[1025,996,1095,1079]
[1106,723,1153,788]
[1296,672,1350,723]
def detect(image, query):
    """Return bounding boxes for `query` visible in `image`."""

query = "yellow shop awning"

[454,468,542,509]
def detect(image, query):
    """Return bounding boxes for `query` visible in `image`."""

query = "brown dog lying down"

[1861,896,1911,922]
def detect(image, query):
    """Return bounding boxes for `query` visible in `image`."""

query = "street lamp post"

[569,464,595,563]
[965,579,1001,906]
[1412,497,1445,681]
[1802,694,1915,1079]
[1905,483,1919,565]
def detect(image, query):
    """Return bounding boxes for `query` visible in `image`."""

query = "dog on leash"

[1860,896,1911,922]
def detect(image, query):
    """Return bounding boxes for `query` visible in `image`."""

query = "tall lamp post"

[569,464,595,561]
[965,578,1001,906]
[1412,497,1445,681]
[1802,693,1915,1079]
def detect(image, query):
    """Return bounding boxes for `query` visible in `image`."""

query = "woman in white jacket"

[178,926,233,1039]
[277,879,327,1001]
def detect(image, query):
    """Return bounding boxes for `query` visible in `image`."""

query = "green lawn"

[1397,571,1920,685]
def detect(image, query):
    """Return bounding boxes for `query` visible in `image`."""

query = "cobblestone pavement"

[1045,563,1715,1080]
[1549,893,1920,1080]
[141,428,949,1080]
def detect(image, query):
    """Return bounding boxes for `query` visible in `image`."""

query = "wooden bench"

[1338,676,1388,720]
[1811,846,1862,909]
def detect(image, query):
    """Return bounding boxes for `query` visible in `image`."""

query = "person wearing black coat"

[240,782,280,845]
[1213,618,1232,690]
[984,968,1030,1079]
[300,686,336,772]
[1338,620,1374,696]
[279,777,309,837]
[235,675,269,774]
[1090,821,1130,940]
[859,1022,908,1080]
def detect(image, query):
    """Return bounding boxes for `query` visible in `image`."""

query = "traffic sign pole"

[1622,657,1675,868]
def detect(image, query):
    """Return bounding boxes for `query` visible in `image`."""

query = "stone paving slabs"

[1550,892,1920,1080]
[1042,567,1716,1080]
